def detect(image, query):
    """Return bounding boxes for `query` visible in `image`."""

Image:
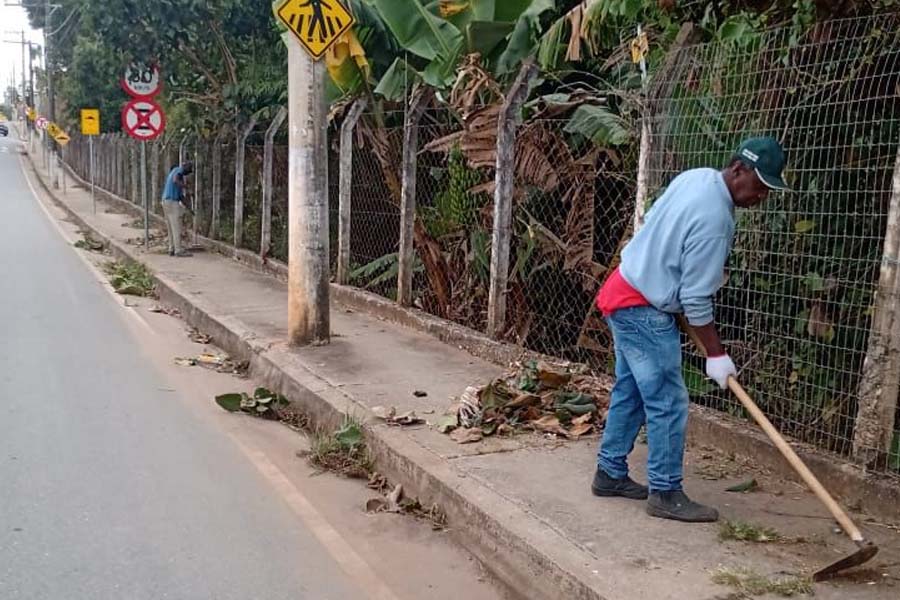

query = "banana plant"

[366,0,555,100]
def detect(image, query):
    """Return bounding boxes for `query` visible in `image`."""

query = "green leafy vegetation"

[215,387,289,418]
[304,416,373,479]
[103,260,155,297]
[74,231,104,252]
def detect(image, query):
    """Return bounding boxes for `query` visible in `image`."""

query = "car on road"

[0,124,9,137]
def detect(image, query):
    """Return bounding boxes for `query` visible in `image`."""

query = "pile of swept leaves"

[439,361,612,444]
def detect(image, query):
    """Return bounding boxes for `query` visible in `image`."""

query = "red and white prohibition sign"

[121,98,166,141]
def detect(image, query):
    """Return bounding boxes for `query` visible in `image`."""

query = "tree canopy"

[26,0,895,133]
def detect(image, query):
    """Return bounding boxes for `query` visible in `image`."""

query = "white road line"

[231,438,403,600]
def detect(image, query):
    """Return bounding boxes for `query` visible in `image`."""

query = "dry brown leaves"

[365,474,447,530]
[371,406,425,427]
[441,361,611,443]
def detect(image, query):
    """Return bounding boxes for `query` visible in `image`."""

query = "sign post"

[121,64,164,250]
[45,122,70,190]
[81,108,100,213]
[141,141,148,250]
[274,0,354,346]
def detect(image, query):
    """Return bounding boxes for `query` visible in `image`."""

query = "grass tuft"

[712,567,813,597]
[304,415,373,478]
[718,519,781,543]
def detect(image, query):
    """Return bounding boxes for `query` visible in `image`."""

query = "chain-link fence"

[503,117,636,368]
[414,107,492,328]
[343,111,403,300]
[647,14,900,474]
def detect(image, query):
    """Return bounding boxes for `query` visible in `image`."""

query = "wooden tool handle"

[680,319,865,542]
[725,378,864,542]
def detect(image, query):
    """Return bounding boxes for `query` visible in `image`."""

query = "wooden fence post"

[101,136,108,190]
[108,136,115,192]
[261,106,287,258]
[151,140,160,214]
[634,119,652,232]
[854,141,900,465]
[192,139,201,244]
[211,128,227,239]
[121,135,129,199]
[397,86,431,306]
[234,115,258,248]
[117,135,125,197]
[131,139,140,204]
[486,61,538,339]
[337,97,367,284]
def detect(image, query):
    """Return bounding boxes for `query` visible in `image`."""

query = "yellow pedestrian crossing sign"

[275,0,355,59]
[46,122,70,146]
[81,109,100,135]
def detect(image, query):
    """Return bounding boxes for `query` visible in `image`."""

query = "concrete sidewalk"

[20,143,900,600]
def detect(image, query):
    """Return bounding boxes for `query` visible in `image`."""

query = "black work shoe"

[591,468,649,500]
[646,490,719,523]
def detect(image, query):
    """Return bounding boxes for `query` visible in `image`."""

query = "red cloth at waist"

[596,267,650,316]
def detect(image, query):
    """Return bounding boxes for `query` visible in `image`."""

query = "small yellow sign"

[275,0,355,60]
[54,132,71,147]
[81,109,100,136]
[26,107,36,121]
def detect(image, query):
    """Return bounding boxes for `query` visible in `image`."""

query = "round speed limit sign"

[121,63,161,98]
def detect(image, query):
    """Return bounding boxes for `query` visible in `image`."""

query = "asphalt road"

[0,130,365,599]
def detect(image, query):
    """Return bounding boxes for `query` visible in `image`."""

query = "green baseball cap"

[736,136,789,190]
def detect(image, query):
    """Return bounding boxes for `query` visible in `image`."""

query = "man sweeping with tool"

[591,137,788,522]
[162,160,194,257]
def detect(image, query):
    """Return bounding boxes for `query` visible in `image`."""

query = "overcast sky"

[1,3,43,99]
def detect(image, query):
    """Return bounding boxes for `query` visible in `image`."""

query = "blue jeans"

[597,306,690,492]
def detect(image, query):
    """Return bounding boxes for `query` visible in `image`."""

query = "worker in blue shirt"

[162,161,194,257]
[591,137,789,522]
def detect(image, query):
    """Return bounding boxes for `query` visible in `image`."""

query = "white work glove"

[706,354,737,389]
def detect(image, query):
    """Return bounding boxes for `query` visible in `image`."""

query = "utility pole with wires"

[3,30,30,119]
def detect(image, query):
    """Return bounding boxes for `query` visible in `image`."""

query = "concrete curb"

[57,158,900,521]
[29,153,609,600]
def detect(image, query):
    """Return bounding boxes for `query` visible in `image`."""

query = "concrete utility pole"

[285,36,330,346]
[44,0,54,123]
[1,30,27,110]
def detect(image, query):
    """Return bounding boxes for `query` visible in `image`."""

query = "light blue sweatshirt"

[620,168,735,327]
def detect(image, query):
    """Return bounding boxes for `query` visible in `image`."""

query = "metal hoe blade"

[812,540,879,582]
